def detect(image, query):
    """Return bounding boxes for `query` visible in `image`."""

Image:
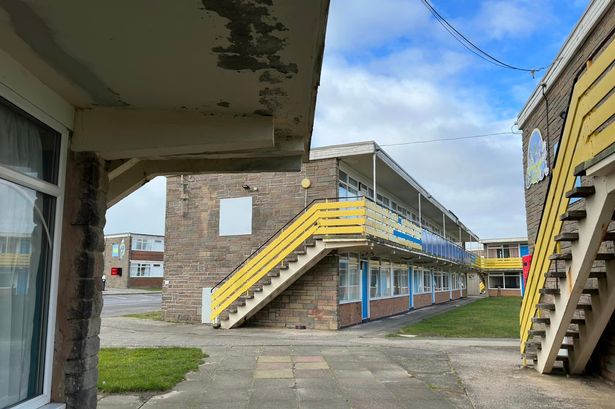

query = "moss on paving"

[98,347,206,393]
[398,297,521,338]
[123,310,163,321]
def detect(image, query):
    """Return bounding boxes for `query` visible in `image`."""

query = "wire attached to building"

[380,131,519,147]
[419,0,550,76]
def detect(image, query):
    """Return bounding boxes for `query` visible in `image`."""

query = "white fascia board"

[0,48,74,132]
[309,141,377,160]
[517,0,611,127]
[481,237,529,244]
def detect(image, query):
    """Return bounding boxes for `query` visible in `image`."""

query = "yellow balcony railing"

[210,198,477,321]
[0,253,31,268]
[478,257,523,270]
[520,37,615,352]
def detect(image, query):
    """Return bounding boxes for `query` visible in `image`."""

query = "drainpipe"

[409,265,414,310]
[449,271,453,301]
[431,270,435,305]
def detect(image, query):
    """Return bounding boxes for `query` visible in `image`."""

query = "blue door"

[520,245,529,257]
[361,260,369,320]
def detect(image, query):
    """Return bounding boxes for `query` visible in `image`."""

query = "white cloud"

[104,176,166,235]
[312,60,527,239]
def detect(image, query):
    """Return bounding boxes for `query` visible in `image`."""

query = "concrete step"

[566,331,580,339]
[532,317,551,324]
[590,271,607,279]
[267,270,280,278]
[595,253,615,261]
[526,341,542,350]
[537,303,556,311]
[565,186,595,198]
[571,318,585,325]
[603,232,615,241]
[540,288,560,295]
[554,232,579,242]
[529,329,546,337]
[576,304,592,311]
[545,271,566,279]
[560,344,574,350]
[560,210,586,221]
[582,288,599,295]
[549,253,572,261]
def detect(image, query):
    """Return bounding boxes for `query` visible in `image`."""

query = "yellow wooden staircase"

[209,198,430,328]
[520,38,615,374]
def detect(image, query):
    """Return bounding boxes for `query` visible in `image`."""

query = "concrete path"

[98,297,615,409]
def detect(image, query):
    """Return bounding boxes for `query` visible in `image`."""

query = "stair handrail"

[210,196,362,292]
[520,37,615,352]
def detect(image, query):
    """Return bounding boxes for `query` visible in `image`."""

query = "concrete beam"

[73,108,274,160]
[107,155,301,208]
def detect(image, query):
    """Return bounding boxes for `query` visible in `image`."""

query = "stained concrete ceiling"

[0,0,330,160]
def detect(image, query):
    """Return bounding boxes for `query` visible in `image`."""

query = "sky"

[105,0,589,240]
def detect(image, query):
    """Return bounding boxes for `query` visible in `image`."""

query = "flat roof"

[482,237,528,244]
[517,0,611,127]
[310,141,479,241]
[104,232,164,239]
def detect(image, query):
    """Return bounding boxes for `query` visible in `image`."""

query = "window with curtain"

[0,99,60,408]
[393,264,408,296]
[339,254,360,302]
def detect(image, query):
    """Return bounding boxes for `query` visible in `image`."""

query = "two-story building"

[163,141,480,329]
[476,237,528,297]
[103,233,164,289]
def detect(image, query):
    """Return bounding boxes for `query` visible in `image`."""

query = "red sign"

[522,255,532,291]
[111,267,122,276]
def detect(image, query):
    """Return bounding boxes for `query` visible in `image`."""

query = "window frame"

[0,93,68,409]
[339,253,361,304]
[487,272,521,289]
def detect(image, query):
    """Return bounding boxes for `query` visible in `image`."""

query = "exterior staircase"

[520,37,615,374]
[210,200,370,329]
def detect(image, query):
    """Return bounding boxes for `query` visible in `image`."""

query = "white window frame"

[129,261,164,278]
[488,272,521,289]
[339,253,361,304]
[0,88,69,409]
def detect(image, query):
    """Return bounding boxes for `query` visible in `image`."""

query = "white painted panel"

[219,197,252,236]
[202,288,212,324]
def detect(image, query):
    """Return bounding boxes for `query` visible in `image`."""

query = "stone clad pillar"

[51,151,108,409]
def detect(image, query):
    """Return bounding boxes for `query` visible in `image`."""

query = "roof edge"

[517,0,611,127]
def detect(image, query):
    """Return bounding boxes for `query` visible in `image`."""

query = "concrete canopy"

[0,0,330,204]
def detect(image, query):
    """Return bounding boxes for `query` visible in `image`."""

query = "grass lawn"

[398,297,521,338]
[123,310,163,321]
[98,347,206,393]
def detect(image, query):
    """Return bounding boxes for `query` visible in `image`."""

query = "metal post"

[372,152,377,200]
[418,193,422,227]
[443,213,447,259]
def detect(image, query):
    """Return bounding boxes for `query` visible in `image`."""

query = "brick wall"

[339,301,362,327]
[246,254,339,330]
[369,296,409,320]
[451,289,462,300]
[487,288,521,297]
[520,4,615,378]
[128,277,163,288]
[163,158,338,323]
[434,291,450,304]
[102,236,130,288]
[521,5,615,249]
[130,250,164,261]
[52,152,107,409]
[414,293,432,308]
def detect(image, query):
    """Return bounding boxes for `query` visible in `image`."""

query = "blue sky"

[105,0,588,239]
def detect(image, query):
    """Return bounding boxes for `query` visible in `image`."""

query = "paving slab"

[100,297,615,409]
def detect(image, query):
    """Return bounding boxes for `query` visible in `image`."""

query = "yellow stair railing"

[0,253,30,268]
[478,257,523,270]
[520,38,615,353]
[210,200,367,321]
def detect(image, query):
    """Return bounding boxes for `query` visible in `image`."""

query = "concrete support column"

[52,151,108,409]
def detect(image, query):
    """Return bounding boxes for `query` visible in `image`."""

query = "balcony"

[476,257,523,270]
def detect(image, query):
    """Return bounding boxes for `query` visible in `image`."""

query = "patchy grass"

[399,297,521,338]
[98,347,206,393]
[123,310,163,321]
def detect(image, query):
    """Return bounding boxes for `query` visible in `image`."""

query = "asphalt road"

[101,293,161,317]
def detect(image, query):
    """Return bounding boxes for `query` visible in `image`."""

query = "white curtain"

[0,102,49,408]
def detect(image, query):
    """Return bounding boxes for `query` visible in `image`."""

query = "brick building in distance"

[103,233,164,289]
[163,142,481,329]
[517,0,615,378]
[478,237,528,297]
